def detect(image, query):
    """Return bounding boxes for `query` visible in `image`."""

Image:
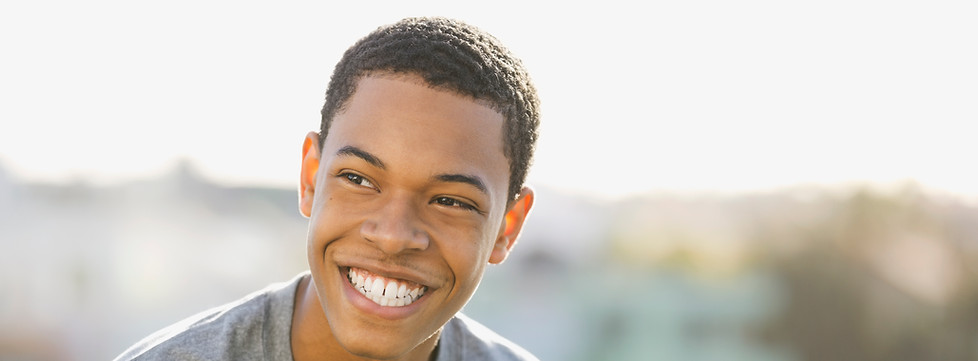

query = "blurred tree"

[756,187,978,361]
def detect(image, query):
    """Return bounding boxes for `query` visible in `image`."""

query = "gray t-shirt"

[114,272,538,361]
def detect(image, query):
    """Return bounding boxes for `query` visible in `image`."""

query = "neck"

[290,275,440,361]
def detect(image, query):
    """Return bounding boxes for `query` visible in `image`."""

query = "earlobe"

[299,131,321,218]
[488,186,535,264]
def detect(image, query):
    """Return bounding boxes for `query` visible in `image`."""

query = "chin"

[320,286,441,361]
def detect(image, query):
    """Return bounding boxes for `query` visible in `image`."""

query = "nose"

[360,195,430,254]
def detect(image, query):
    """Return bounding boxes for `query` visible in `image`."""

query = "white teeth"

[370,278,385,296]
[346,267,427,307]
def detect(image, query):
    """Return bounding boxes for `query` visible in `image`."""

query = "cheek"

[433,224,496,282]
[307,190,361,253]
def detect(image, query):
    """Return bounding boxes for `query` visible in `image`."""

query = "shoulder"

[438,313,539,361]
[113,273,305,361]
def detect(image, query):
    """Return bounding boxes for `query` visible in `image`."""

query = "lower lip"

[339,267,427,320]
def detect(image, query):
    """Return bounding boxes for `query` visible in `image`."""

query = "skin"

[293,73,535,361]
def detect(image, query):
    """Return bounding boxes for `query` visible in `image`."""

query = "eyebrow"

[336,145,386,169]
[435,174,488,195]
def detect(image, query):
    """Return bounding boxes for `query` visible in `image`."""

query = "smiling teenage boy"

[115,17,540,361]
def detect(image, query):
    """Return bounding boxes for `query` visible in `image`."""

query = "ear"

[299,131,321,218]
[489,186,535,264]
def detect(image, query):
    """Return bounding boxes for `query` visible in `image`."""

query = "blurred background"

[2,1,977,360]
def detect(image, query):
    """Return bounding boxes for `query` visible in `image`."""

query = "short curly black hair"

[319,17,540,201]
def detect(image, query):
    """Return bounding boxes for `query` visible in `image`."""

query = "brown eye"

[341,173,375,189]
[434,197,475,211]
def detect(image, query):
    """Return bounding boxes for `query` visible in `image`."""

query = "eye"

[433,196,477,211]
[340,172,376,189]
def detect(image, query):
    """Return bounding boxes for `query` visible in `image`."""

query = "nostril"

[360,217,428,253]
[410,229,430,250]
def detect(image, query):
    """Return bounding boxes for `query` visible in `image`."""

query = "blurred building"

[2,161,976,361]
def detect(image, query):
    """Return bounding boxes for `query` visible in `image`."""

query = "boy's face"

[298,74,531,359]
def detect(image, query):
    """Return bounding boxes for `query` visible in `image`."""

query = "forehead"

[324,74,510,197]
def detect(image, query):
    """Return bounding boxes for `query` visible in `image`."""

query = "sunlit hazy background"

[2,1,977,360]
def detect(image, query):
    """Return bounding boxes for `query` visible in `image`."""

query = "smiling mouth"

[346,267,428,307]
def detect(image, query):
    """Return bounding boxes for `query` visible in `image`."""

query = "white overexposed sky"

[1,0,976,200]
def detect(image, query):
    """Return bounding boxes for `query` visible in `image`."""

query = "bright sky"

[1,1,976,200]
